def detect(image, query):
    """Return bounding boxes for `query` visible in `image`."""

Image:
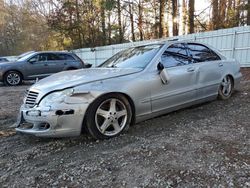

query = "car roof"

[35,51,72,54]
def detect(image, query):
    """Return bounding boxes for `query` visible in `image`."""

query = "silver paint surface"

[15,41,242,137]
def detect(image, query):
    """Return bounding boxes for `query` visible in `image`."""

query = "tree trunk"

[248,0,250,25]
[212,0,219,29]
[182,0,187,35]
[226,0,232,25]
[100,0,106,45]
[188,0,194,33]
[129,3,135,41]
[108,11,112,45]
[75,0,83,48]
[138,0,143,41]
[117,0,123,43]
[159,0,165,38]
[152,0,158,38]
[219,0,226,28]
[172,0,178,36]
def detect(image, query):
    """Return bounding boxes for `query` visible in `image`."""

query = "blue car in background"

[0,51,91,86]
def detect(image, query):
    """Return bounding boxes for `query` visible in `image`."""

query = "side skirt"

[135,95,217,123]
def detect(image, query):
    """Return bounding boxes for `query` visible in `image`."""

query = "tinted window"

[166,43,188,57]
[47,53,61,61]
[0,58,8,62]
[99,44,162,68]
[58,54,75,60]
[161,44,190,68]
[38,54,47,61]
[187,44,221,62]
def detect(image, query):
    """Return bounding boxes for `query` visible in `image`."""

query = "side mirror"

[84,63,92,68]
[157,62,164,71]
[157,62,169,84]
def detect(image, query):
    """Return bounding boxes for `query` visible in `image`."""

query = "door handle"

[187,67,195,72]
[218,62,223,67]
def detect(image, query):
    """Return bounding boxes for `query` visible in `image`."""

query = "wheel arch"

[227,74,234,86]
[82,92,136,133]
[222,73,235,86]
[3,69,24,80]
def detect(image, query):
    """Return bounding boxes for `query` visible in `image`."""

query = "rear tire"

[218,75,234,100]
[85,94,132,140]
[4,71,22,86]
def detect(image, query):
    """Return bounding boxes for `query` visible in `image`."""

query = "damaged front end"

[15,88,96,137]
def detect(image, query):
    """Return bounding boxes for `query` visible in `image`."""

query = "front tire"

[85,94,132,140]
[4,71,22,86]
[218,75,234,100]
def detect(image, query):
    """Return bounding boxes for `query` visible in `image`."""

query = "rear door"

[186,43,223,99]
[150,43,198,112]
[57,53,82,69]
[46,53,65,74]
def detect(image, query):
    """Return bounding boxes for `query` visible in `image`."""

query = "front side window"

[99,44,163,69]
[161,43,190,68]
[187,43,221,62]
[38,54,47,61]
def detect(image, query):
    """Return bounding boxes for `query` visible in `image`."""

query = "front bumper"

[15,103,88,137]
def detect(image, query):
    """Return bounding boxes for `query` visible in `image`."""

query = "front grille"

[25,90,39,108]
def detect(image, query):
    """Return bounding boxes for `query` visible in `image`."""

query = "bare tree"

[188,0,194,33]
[172,0,178,36]
[138,0,143,41]
[128,1,135,41]
[212,0,219,29]
[159,0,166,38]
[100,0,106,45]
[182,0,187,34]
[117,0,123,43]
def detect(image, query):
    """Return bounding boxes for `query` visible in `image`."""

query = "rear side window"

[187,43,221,62]
[47,53,61,61]
[161,43,190,68]
[58,54,75,60]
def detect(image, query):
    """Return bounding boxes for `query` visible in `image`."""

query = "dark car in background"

[0,51,91,86]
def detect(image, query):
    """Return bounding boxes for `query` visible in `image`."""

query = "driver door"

[150,43,198,113]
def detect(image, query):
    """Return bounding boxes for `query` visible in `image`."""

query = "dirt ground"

[0,70,249,187]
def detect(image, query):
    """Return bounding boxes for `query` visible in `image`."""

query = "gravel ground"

[0,73,249,187]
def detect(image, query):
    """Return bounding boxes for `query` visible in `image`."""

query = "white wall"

[73,26,250,67]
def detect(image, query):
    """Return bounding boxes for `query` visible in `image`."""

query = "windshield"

[99,44,163,68]
[16,52,36,62]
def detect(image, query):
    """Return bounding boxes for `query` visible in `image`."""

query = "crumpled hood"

[31,68,142,92]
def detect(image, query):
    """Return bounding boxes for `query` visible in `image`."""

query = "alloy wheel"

[6,72,21,85]
[220,76,232,97]
[95,98,128,136]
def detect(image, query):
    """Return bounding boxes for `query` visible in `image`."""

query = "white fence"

[73,26,250,67]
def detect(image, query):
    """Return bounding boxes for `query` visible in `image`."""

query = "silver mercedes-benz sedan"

[15,41,242,139]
